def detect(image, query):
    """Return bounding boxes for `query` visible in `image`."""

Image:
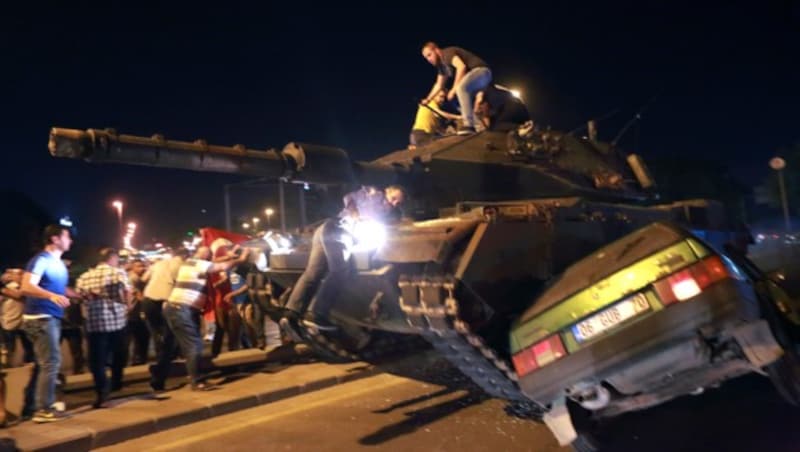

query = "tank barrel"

[49,127,289,178]
[48,127,403,186]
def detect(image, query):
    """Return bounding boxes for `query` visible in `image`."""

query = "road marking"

[150,374,412,451]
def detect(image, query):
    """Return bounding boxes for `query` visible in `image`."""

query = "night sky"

[3,1,799,249]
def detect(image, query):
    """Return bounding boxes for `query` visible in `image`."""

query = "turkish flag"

[198,227,251,320]
[199,227,250,249]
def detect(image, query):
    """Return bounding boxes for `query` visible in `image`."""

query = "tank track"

[250,272,424,364]
[398,274,546,417]
[296,318,427,364]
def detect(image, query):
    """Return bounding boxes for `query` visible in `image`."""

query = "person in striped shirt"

[150,245,249,392]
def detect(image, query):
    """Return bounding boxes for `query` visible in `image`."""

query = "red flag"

[199,227,250,249]
[198,227,250,319]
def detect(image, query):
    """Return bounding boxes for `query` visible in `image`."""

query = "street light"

[242,222,250,230]
[111,200,123,246]
[265,208,275,229]
[770,157,791,233]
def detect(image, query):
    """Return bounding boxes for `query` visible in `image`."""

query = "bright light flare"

[255,251,268,271]
[263,231,293,254]
[510,89,522,99]
[342,219,387,253]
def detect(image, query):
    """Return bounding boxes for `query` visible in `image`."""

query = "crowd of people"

[0,224,278,424]
[0,39,502,427]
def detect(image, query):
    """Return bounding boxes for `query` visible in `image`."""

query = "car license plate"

[572,293,650,343]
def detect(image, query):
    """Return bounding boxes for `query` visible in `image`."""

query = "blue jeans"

[456,67,492,128]
[88,329,127,398]
[285,218,348,317]
[21,317,61,411]
[163,303,203,386]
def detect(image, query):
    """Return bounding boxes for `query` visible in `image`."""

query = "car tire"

[759,281,800,405]
[568,401,603,452]
[570,432,601,452]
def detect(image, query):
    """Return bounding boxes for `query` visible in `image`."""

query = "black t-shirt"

[437,47,488,78]
[483,85,530,130]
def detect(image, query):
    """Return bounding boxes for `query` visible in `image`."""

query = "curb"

[2,353,402,452]
[61,345,309,392]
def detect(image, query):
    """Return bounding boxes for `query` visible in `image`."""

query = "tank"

[49,126,800,450]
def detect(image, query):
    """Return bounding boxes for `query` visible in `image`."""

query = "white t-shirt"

[168,259,213,310]
[143,256,183,301]
[2,282,24,330]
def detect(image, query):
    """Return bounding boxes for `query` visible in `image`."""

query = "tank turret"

[49,126,654,219]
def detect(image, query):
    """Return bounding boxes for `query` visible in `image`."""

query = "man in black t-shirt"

[475,84,531,132]
[421,42,492,135]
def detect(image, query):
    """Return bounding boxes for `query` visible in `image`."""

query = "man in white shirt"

[142,250,187,358]
[150,246,249,392]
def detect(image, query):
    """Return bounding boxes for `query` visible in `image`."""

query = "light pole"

[252,217,260,232]
[264,208,274,229]
[111,200,123,245]
[125,222,137,249]
[770,157,791,233]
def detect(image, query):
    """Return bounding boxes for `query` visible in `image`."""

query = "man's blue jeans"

[163,303,203,386]
[456,67,492,128]
[21,317,61,411]
[285,218,348,317]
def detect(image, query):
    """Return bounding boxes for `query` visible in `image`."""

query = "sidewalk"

[0,349,424,451]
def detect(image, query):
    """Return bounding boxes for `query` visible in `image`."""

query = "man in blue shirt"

[280,185,404,339]
[20,225,77,423]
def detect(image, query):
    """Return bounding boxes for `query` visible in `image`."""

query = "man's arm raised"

[208,248,250,274]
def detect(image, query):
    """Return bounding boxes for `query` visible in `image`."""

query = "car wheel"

[570,432,601,452]
[567,401,604,452]
[760,281,800,405]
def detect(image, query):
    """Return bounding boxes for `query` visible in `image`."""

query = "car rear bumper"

[517,279,760,403]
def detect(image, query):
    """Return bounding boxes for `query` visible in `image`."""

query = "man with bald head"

[149,245,249,392]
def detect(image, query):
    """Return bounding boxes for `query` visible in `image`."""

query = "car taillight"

[653,256,729,305]
[512,334,567,377]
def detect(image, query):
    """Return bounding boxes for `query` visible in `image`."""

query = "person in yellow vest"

[408,90,460,149]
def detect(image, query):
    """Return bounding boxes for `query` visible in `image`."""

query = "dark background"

[2,1,798,265]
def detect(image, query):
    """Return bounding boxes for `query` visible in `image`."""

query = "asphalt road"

[96,355,567,452]
[92,352,800,452]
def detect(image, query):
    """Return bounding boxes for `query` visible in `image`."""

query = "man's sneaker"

[301,313,338,332]
[32,408,70,423]
[456,125,476,136]
[191,382,219,392]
